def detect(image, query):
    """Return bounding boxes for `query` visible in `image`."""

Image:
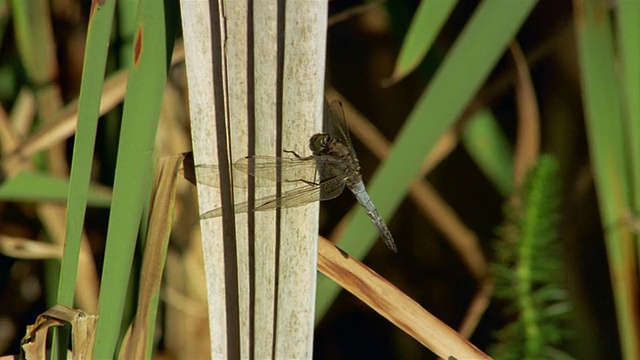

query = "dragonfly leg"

[283,149,314,161]
[283,178,320,187]
[283,149,303,159]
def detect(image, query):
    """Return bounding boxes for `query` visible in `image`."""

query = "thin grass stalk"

[573,0,640,358]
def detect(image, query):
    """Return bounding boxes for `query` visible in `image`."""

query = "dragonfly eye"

[310,133,331,153]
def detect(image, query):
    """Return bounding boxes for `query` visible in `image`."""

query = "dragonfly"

[196,99,397,252]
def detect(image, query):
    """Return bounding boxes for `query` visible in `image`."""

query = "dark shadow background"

[314,1,618,359]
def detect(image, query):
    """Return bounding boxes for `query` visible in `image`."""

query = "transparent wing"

[327,99,357,156]
[200,176,347,219]
[195,163,271,188]
[234,155,347,183]
[196,154,348,188]
[194,164,225,187]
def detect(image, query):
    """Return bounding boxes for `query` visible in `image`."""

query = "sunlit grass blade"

[388,0,457,83]
[92,0,179,357]
[56,0,117,318]
[461,109,513,196]
[0,170,111,206]
[616,1,640,267]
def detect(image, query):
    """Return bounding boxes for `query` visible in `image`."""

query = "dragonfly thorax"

[310,132,354,161]
[309,132,362,180]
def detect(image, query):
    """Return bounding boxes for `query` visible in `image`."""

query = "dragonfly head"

[309,133,332,155]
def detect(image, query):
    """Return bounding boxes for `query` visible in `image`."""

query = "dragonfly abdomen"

[348,181,398,252]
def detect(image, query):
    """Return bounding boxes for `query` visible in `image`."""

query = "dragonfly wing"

[314,156,350,181]
[195,164,256,188]
[197,152,348,187]
[253,176,346,211]
[327,99,357,155]
[235,155,347,184]
[200,207,223,219]
[194,164,221,187]
[235,155,318,183]
[196,155,323,188]
[317,176,348,200]
[200,198,253,218]
[200,176,347,218]
[200,188,319,218]
[251,187,320,212]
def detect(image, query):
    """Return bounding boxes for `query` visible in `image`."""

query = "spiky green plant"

[490,156,573,360]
